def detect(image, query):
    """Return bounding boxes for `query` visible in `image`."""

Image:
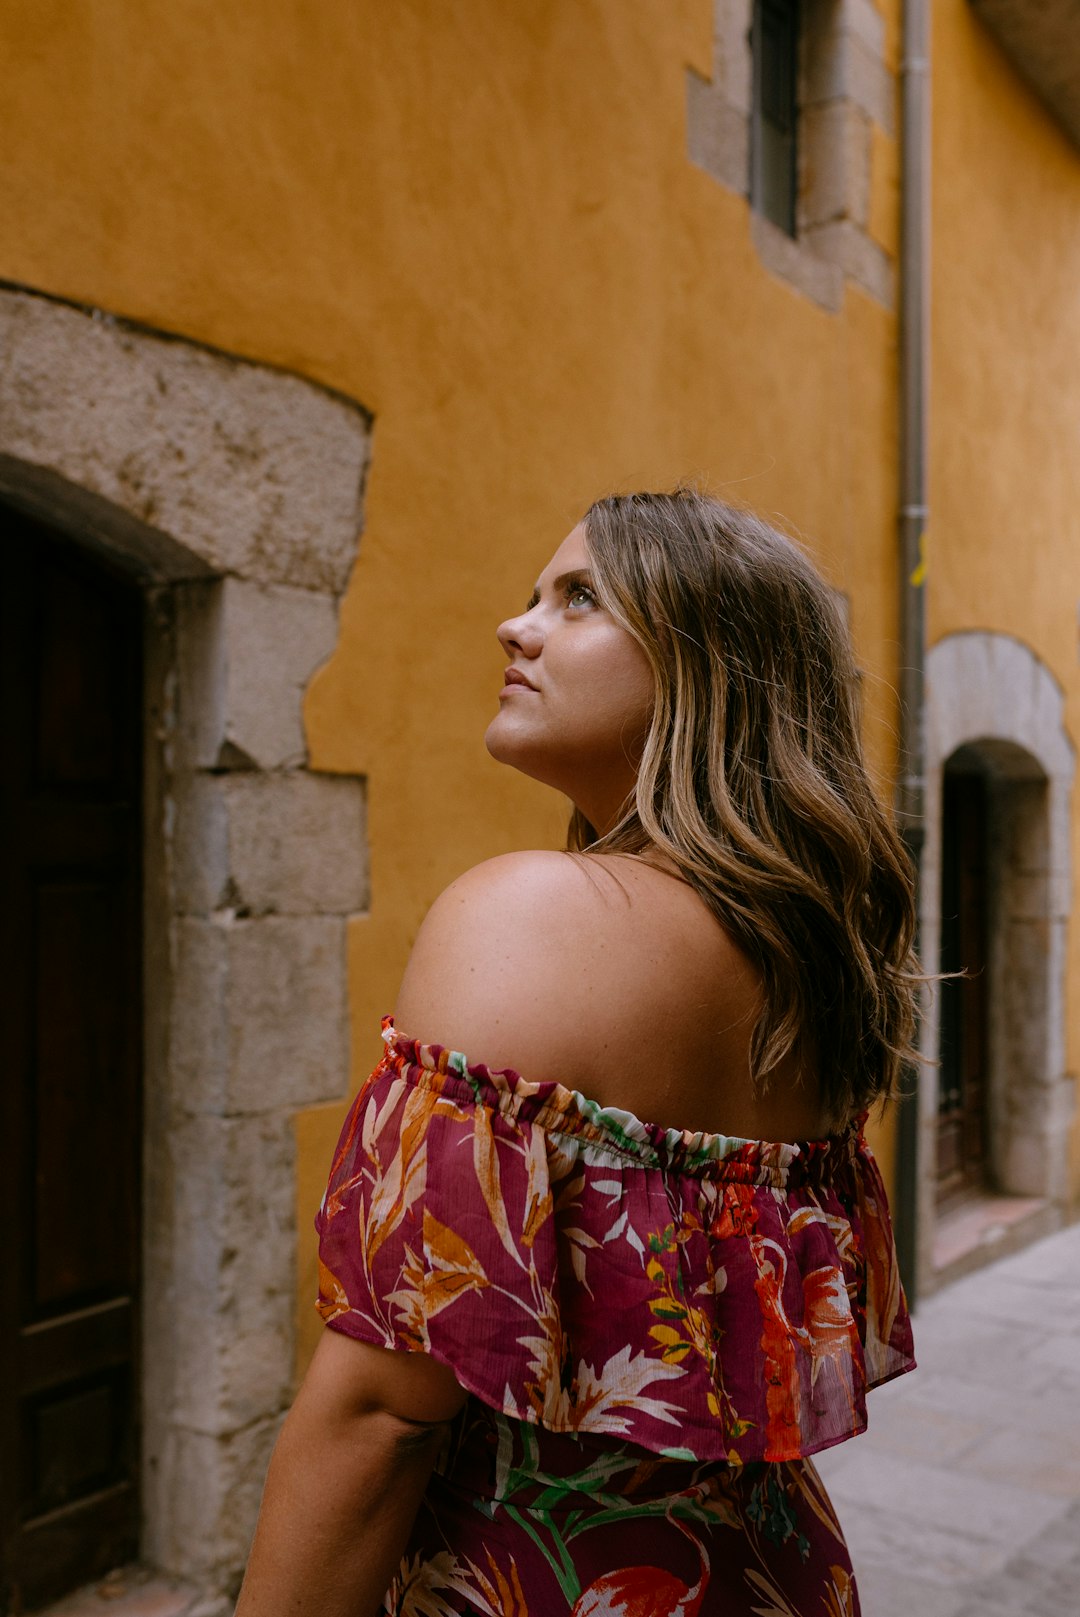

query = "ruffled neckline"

[382,1018,864,1188]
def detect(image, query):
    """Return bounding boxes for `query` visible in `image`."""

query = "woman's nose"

[497,608,542,658]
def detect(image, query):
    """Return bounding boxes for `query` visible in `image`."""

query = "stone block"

[176,575,339,771]
[685,70,749,193]
[1048,782,1073,877]
[173,770,367,917]
[929,634,992,751]
[167,1116,230,1434]
[170,919,230,1110]
[1032,670,1073,776]
[1006,871,1051,921]
[157,1413,283,1585]
[171,914,349,1114]
[227,916,349,1109]
[799,102,872,228]
[838,0,886,58]
[713,0,753,113]
[749,211,844,313]
[803,19,895,128]
[1000,918,1049,1039]
[986,649,1032,749]
[0,288,369,593]
[802,217,894,306]
[1002,1129,1054,1198]
[163,1113,296,1436]
[217,1113,297,1428]
[172,772,231,914]
[1004,779,1050,874]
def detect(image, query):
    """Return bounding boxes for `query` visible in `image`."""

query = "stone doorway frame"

[0,285,371,1602]
[920,632,1075,1294]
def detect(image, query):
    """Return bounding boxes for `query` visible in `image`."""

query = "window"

[686,0,893,308]
[751,0,800,236]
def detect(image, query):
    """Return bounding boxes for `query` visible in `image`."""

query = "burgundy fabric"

[315,1021,915,1612]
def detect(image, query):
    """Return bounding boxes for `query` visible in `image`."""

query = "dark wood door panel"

[12,801,135,867]
[936,769,990,1207]
[34,557,130,791]
[33,878,140,1315]
[14,1484,137,1612]
[1,507,143,1612]
[17,1299,133,1398]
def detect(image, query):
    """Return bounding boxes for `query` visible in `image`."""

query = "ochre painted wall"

[929,2,1080,1197]
[21,0,1080,1370]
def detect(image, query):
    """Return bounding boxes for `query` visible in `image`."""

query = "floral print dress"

[316,1022,916,1616]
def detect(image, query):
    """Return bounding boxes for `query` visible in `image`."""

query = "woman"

[236,489,917,1616]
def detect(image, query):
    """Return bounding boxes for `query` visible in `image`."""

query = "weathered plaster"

[0,285,371,1602]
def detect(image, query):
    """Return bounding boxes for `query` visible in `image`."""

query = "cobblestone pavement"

[816,1219,1080,1616]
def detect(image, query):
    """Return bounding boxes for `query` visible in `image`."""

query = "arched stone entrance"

[0,286,372,1604]
[921,632,1075,1292]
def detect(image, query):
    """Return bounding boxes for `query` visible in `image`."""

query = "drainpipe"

[894,0,930,1306]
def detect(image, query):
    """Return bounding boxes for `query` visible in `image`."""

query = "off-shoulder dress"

[315,1020,915,1616]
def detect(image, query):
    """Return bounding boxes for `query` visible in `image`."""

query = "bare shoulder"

[393,851,749,1091]
[394,851,616,1070]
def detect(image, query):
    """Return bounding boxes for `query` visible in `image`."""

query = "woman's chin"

[484,716,532,768]
[484,717,556,786]
[483,713,507,762]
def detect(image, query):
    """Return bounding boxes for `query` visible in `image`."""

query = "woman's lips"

[502,668,537,691]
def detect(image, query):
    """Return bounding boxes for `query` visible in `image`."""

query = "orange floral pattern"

[316,1021,916,1613]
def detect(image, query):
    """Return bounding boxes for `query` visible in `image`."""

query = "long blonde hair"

[572,489,919,1125]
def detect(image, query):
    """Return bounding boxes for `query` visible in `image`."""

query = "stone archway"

[921,632,1075,1290]
[0,286,371,1602]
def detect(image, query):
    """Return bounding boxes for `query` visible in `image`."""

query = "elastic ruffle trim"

[381,1022,864,1187]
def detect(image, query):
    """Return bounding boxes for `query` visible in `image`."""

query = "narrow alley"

[818,1220,1080,1615]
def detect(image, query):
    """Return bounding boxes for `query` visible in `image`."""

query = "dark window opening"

[751,0,800,236]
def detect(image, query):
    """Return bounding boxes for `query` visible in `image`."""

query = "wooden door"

[936,768,990,1207]
[0,508,143,1611]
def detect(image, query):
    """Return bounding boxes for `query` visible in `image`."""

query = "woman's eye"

[566,584,596,609]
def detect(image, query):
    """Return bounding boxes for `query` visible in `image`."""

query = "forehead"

[535,523,589,588]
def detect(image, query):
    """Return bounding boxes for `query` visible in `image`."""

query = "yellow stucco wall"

[0,0,910,1369]
[8,0,1078,1373]
[929,1,1080,1198]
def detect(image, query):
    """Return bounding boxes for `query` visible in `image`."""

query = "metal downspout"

[894,0,930,1303]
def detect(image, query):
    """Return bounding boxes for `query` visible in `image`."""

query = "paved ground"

[41,1219,1080,1617]
[32,1567,211,1617]
[816,1218,1080,1616]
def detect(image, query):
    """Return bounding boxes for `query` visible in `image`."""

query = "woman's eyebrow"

[527,568,595,606]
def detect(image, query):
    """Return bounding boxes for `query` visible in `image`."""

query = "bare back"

[395,850,829,1143]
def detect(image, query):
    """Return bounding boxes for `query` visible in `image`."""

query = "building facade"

[1,1,1078,1606]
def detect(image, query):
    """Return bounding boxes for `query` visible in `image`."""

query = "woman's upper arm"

[304,1328,468,1430]
[393,851,589,1071]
